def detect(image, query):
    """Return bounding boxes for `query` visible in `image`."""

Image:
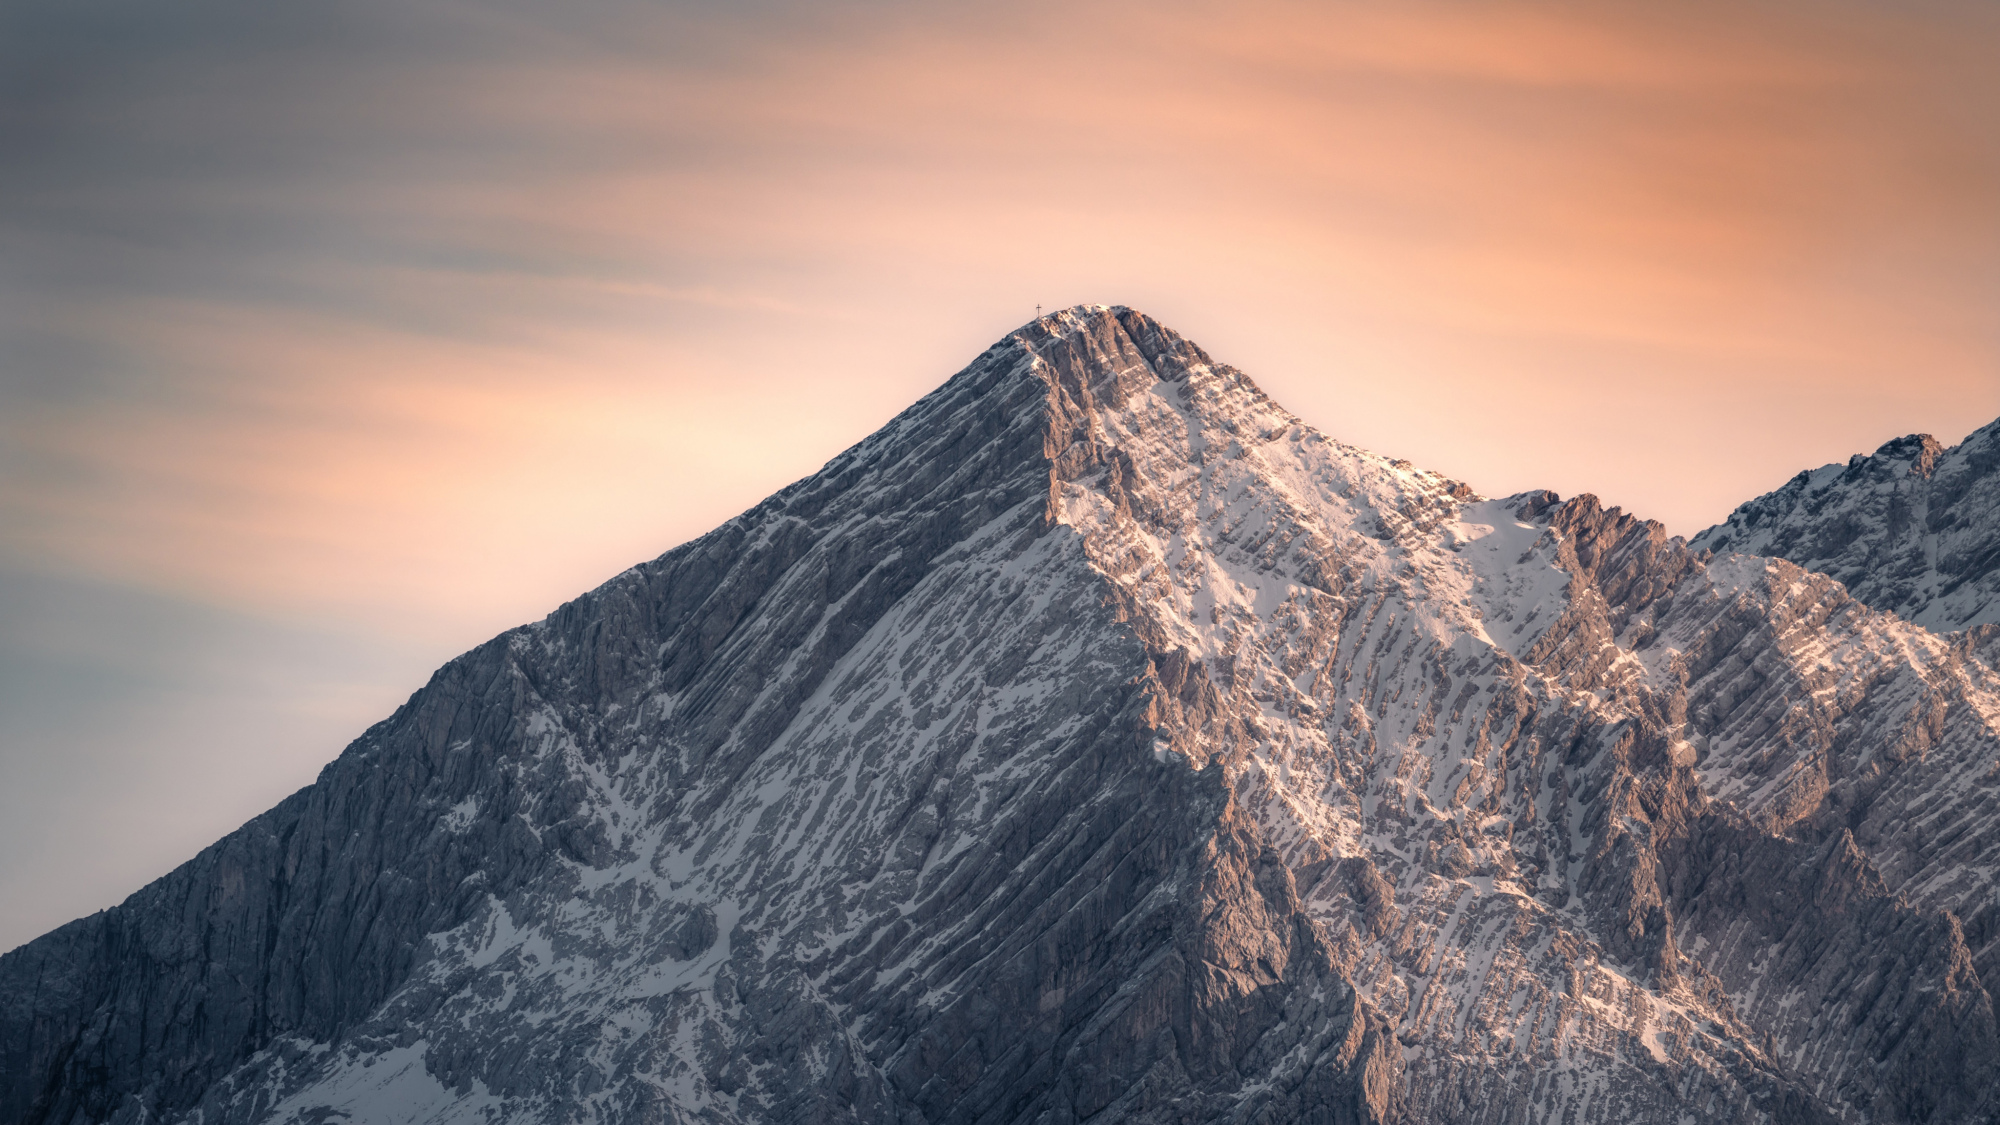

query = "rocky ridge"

[1693,419,2000,631]
[2,306,1998,1125]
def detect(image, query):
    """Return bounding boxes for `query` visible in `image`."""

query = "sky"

[3,0,1997,951]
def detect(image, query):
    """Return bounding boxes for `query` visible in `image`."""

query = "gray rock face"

[1692,420,2000,631]
[3,307,1997,1125]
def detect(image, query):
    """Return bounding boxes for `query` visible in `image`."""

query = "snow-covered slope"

[1693,421,2000,631]
[4,308,1997,1125]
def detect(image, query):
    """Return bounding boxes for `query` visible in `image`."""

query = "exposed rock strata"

[3,307,1997,1125]
[1693,420,2000,631]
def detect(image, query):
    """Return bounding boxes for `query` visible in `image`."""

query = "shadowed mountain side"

[1694,418,2000,631]
[0,309,1399,1125]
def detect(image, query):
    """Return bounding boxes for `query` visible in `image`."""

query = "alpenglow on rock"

[4,306,1999,1125]
[1692,418,2000,631]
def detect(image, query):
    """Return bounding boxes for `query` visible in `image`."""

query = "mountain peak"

[1694,415,2000,629]
[1865,431,1945,478]
[1017,300,1132,332]
[6,312,1999,1125]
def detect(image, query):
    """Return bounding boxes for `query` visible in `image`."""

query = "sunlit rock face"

[3,306,1998,1125]
[1694,419,2000,632]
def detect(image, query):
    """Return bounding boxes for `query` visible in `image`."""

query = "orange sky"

[2,0,1998,947]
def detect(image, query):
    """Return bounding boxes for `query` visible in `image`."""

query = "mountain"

[4,306,1999,1125]
[1692,420,2000,631]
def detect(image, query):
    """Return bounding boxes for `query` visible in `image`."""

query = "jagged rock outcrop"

[1693,419,2000,631]
[3,307,1997,1125]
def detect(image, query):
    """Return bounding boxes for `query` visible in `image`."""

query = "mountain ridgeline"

[4,307,1998,1125]
[1692,420,2000,631]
